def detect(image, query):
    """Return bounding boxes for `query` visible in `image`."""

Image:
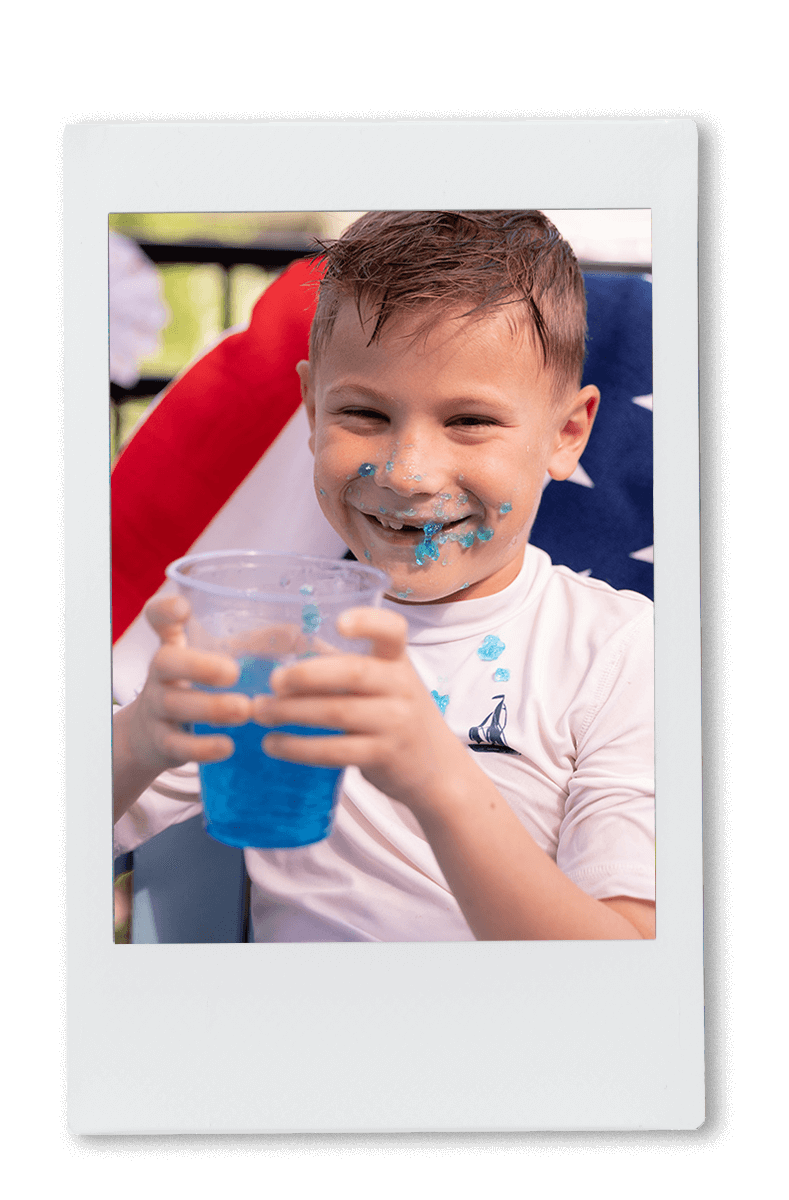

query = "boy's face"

[299,301,598,604]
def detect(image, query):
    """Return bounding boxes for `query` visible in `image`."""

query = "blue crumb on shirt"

[477,634,506,661]
[493,667,510,682]
[431,690,450,715]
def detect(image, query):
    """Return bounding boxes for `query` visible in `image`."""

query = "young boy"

[113,210,655,942]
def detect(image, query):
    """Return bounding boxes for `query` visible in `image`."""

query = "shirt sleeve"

[556,608,655,902]
[113,761,204,856]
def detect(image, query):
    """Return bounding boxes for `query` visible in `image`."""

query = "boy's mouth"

[362,511,472,538]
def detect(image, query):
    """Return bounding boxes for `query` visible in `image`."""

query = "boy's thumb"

[145,594,191,644]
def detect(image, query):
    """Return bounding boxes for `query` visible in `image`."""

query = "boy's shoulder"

[527,547,652,604]
[529,546,653,643]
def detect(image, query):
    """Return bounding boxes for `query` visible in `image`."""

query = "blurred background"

[109,211,366,458]
[109,209,652,942]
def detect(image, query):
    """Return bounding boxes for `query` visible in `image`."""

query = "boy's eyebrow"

[324,383,393,405]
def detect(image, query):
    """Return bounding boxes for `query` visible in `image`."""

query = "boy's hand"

[123,595,253,777]
[252,607,470,815]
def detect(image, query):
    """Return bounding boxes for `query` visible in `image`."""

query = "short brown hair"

[309,210,587,397]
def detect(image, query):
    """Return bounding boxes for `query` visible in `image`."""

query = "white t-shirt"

[114,546,655,941]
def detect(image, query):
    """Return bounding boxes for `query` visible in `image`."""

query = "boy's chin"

[383,576,473,605]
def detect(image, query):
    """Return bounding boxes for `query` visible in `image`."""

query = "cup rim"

[164,548,390,603]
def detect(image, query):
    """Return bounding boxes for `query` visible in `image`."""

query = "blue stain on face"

[477,527,494,542]
[477,634,506,661]
[499,502,512,514]
[415,540,440,565]
[363,550,372,561]
[357,463,376,477]
[493,667,510,682]
[431,690,450,715]
[415,521,443,565]
[457,494,468,505]
[459,533,475,548]
[385,461,394,472]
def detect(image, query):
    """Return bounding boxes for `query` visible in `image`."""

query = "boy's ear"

[546,385,600,481]
[296,360,316,453]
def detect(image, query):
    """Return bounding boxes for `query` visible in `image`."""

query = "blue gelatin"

[415,519,444,565]
[301,603,322,634]
[385,461,394,472]
[477,527,494,542]
[477,634,506,661]
[431,690,450,715]
[459,533,475,548]
[499,502,512,514]
[358,462,376,477]
[493,667,510,682]
[195,657,343,849]
[415,539,440,565]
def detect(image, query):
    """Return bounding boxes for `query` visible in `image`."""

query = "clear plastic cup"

[165,550,389,849]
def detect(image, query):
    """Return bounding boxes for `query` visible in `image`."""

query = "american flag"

[531,271,653,600]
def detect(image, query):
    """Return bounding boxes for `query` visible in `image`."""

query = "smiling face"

[299,301,599,605]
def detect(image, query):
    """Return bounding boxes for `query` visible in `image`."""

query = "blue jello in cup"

[165,550,389,850]
[194,656,344,849]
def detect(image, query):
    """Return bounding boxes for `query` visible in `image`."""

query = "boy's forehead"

[317,296,544,377]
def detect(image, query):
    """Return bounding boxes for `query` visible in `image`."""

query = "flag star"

[567,462,594,488]
[632,393,653,411]
[629,545,654,563]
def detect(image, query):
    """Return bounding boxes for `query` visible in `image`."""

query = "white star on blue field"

[530,273,653,600]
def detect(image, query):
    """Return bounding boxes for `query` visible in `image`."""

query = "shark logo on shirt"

[468,694,518,754]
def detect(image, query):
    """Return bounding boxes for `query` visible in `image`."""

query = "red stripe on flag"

[111,256,325,641]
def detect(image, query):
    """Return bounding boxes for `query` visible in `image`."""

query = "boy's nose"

[377,437,447,499]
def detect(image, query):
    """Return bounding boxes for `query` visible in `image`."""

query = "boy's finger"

[153,643,241,688]
[264,652,402,699]
[159,686,252,726]
[335,607,408,661]
[158,727,236,765]
[145,594,191,645]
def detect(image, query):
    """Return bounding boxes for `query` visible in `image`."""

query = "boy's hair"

[309,210,588,399]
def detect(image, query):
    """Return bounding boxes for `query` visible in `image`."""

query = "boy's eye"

[339,407,388,422]
[450,415,499,427]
